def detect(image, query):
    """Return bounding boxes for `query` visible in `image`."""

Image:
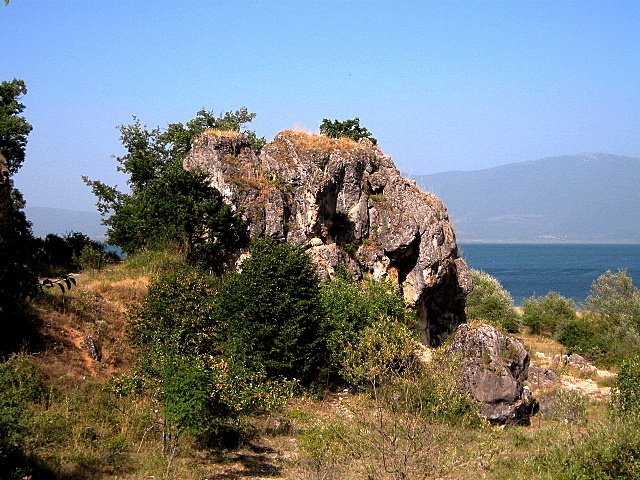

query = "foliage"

[611,355,640,417]
[0,79,33,175]
[466,269,520,332]
[585,269,640,331]
[0,79,37,323]
[555,317,604,358]
[518,417,640,480]
[339,317,417,388]
[83,109,256,271]
[557,270,640,365]
[220,238,324,383]
[130,265,222,376]
[162,356,295,444]
[34,231,118,276]
[319,117,377,144]
[319,272,409,379]
[0,354,48,478]
[522,292,577,336]
[131,263,294,445]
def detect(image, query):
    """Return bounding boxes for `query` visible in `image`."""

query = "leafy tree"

[84,108,258,271]
[522,292,577,336]
[319,117,377,144]
[466,269,520,333]
[0,79,32,175]
[0,79,37,323]
[556,270,640,366]
[33,231,117,276]
[131,264,294,445]
[219,238,324,382]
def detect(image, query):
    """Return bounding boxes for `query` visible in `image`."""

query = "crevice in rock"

[386,232,421,286]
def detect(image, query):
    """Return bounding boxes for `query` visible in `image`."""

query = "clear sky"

[2,1,639,212]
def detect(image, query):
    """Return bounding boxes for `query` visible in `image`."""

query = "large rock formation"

[446,324,535,424]
[184,129,472,345]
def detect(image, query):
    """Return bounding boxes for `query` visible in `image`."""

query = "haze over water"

[460,243,640,306]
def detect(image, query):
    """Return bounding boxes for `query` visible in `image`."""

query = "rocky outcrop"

[184,129,471,345]
[446,324,535,424]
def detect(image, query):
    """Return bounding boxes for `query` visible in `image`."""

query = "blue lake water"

[459,244,640,306]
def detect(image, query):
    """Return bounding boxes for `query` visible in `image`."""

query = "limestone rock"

[446,323,535,424]
[184,129,471,344]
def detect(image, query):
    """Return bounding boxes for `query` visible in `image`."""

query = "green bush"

[339,317,417,387]
[467,269,520,333]
[220,238,324,383]
[556,270,640,366]
[132,261,296,445]
[320,272,408,379]
[130,265,222,377]
[522,292,577,336]
[0,354,47,477]
[519,417,640,479]
[611,356,640,417]
[319,117,377,144]
[555,317,604,358]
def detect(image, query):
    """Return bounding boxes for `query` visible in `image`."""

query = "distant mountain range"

[25,206,106,240]
[413,153,640,243]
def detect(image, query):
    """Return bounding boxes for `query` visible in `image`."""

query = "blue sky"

[2,1,639,212]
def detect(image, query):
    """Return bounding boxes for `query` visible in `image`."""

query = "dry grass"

[279,129,367,154]
[201,128,242,139]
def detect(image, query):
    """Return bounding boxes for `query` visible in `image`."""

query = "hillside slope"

[414,153,640,243]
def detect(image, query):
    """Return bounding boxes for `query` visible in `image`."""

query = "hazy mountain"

[413,153,640,243]
[25,206,106,240]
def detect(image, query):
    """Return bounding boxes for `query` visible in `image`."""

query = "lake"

[459,243,640,306]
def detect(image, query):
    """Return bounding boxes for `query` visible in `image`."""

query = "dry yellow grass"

[279,128,367,153]
[201,128,241,138]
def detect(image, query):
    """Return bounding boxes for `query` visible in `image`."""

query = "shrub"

[319,117,377,144]
[556,270,640,366]
[522,292,577,336]
[611,356,640,417]
[220,238,324,382]
[339,317,417,387]
[162,355,296,444]
[132,261,296,446]
[555,317,604,357]
[320,272,408,379]
[0,354,47,477]
[466,270,520,333]
[130,265,222,377]
[519,417,640,479]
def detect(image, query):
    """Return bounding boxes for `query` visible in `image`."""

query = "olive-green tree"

[319,117,377,144]
[219,238,324,383]
[0,79,37,323]
[84,109,260,272]
[466,269,520,333]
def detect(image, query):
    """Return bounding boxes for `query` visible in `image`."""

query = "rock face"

[446,324,534,424]
[184,129,471,345]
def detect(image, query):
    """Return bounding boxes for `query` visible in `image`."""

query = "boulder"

[184,129,471,345]
[446,323,535,424]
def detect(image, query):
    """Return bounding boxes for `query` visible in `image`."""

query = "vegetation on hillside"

[2,87,640,477]
[319,117,377,144]
[466,269,520,332]
[0,79,38,325]
[83,109,260,272]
